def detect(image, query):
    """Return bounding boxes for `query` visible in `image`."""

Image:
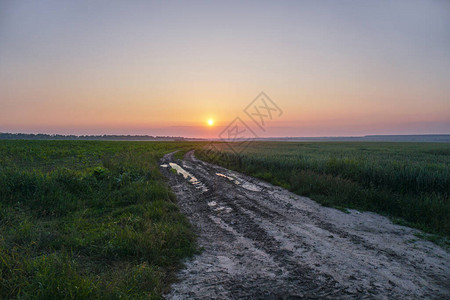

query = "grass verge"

[0,140,200,299]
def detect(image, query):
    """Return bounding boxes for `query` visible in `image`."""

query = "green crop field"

[0,140,202,299]
[196,142,450,242]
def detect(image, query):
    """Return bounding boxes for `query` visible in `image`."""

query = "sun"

[207,119,214,126]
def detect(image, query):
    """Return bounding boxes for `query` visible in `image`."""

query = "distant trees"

[0,133,198,141]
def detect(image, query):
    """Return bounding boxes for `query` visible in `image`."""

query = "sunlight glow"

[207,119,214,126]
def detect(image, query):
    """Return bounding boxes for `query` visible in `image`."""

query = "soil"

[160,151,449,299]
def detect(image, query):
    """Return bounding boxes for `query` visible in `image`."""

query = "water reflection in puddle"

[208,201,232,213]
[215,173,261,192]
[167,163,208,192]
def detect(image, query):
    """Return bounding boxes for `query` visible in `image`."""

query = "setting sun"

[207,119,214,126]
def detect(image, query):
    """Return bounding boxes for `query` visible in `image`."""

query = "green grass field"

[0,140,202,299]
[196,142,450,240]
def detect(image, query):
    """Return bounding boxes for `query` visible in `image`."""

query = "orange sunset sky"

[1,1,449,138]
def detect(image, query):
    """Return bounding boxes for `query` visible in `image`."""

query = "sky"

[1,0,449,138]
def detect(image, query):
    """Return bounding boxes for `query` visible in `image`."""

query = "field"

[1,140,449,298]
[196,142,450,239]
[0,140,200,299]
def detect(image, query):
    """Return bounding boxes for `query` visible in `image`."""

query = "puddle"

[216,172,261,192]
[208,200,232,213]
[215,206,232,213]
[240,181,262,192]
[169,163,208,192]
[216,173,240,184]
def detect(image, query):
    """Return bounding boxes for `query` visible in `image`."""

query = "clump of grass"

[413,233,449,250]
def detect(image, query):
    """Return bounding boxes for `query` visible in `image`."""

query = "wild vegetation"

[0,140,201,299]
[196,142,450,240]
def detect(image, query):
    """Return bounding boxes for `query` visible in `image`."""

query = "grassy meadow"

[196,142,450,241]
[0,140,202,299]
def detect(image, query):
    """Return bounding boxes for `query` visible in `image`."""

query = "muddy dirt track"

[160,151,449,299]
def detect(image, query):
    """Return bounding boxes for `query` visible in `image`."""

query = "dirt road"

[160,151,449,299]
